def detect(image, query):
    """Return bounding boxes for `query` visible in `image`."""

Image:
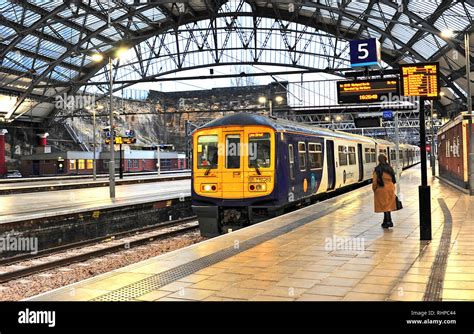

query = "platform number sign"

[349,38,382,68]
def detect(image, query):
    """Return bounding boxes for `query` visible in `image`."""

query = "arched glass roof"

[0,0,472,122]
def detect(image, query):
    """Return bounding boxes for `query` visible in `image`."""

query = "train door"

[222,130,244,198]
[326,140,336,190]
[357,144,364,182]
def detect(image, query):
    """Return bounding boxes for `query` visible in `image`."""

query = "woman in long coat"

[372,154,397,228]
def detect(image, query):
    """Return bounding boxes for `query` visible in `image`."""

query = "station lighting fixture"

[91,53,104,62]
[335,115,342,121]
[433,113,438,119]
[439,91,445,96]
[275,96,284,103]
[440,29,454,39]
[324,116,331,122]
[258,96,267,104]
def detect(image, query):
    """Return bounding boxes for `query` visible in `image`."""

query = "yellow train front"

[192,114,278,237]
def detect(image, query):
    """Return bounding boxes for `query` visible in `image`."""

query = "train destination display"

[337,78,399,104]
[400,63,440,99]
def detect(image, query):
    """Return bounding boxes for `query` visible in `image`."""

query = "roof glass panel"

[434,2,471,33]
[412,34,442,59]
[140,7,166,21]
[390,22,415,44]
[21,10,42,27]
[0,26,18,45]
[42,24,81,45]
[408,0,441,20]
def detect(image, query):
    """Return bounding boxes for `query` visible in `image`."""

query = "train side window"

[446,140,450,157]
[298,142,307,171]
[308,143,322,169]
[391,150,396,161]
[226,135,241,169]
[338,146,348,166]
[370,148,376,162]
[364,148,371,163]
[288,144,295,180]
[348,146,356,165]
[197,135,219,168]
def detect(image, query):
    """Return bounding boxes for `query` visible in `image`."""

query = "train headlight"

[201,184,217,192]
[249,183,266,192]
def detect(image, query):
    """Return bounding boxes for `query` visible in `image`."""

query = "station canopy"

[0,0,472,123]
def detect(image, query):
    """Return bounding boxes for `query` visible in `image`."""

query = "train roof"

[196,113,374,143]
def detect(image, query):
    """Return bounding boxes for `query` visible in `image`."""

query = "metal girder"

[2,0,472,124]
[6,2,161,120]
[382,0,459,63]
[0,2,69,60]
[0,16,82,52]
[11,0,116,45]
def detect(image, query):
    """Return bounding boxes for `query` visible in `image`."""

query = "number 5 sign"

[349,38,382,68]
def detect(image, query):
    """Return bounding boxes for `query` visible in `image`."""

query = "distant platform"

[0,179,190,224]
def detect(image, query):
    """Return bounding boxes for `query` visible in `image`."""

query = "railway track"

[0,217,199,284]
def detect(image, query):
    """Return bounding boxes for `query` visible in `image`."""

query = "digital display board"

[400,63,440,99]
[336,78,399,104]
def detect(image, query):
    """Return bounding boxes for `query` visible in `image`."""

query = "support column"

[0,129,8,177]
[419,98,432,241]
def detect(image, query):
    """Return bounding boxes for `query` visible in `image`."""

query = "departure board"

[336,78,399,104]
[400,63,440,99]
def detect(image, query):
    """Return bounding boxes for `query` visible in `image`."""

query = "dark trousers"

[384,212,392,222]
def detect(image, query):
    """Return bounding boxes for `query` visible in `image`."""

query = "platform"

[0,172,190,194]
[0,179,190,224]
[28,165,473,301]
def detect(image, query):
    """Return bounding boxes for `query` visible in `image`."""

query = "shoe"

[381,221,390,228]
[387,221,394,228]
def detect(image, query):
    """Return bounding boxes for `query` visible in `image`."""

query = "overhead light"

[439,91,445,96]
[91,53,104,62]
[115,47,130,60]
[97,104,104,110]
[336,115,342,121]
[258,96,267,104]
[275,96,284,103]
[324,116,330,122]
[440,29,454,39]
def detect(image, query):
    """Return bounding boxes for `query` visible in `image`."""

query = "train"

[437,112,471,189]
[191,113,421,237]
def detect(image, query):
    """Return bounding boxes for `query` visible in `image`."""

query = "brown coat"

[372,171,397,213]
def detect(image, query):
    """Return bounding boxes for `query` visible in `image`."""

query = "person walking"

[372,153,397,228]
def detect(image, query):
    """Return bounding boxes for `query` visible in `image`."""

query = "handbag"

[395,195,403,210]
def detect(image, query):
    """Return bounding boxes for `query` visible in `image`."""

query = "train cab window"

[308,143,322,169]
[226,135,241,169]
[338,146,348,166]
[348,146,356,165]
[298,142,307,170]
[249,133,271,168]
[288,144,295,180]
[197,135,219,168]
